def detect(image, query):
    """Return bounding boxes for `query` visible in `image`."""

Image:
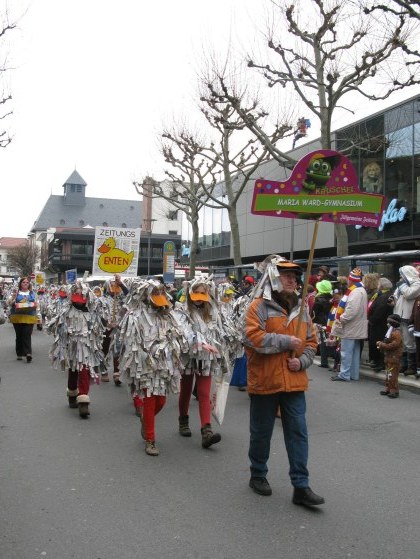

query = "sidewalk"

[314,357,420,393]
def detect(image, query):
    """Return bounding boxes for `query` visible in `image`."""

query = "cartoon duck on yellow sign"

[97,237,134,273]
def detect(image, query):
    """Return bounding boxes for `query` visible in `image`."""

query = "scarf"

[367,290,379,313]
[326,302,338,333]
[335,282,363,321]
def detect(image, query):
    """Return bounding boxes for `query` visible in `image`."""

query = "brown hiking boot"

[101,373,110,382]
[201,424,221,448]
[178,415,191,437]
[78,402,90,419]
[145,440,159,456]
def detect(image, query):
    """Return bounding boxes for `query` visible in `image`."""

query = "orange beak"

[98,243,110,253]
[190,292,209,302]
[151,294,169,307]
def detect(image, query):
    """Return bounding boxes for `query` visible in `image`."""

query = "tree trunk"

[189,214,199,278]
[222,131,242,266]
[228,204,242,266]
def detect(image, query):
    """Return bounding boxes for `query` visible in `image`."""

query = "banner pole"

[292,219,320,356]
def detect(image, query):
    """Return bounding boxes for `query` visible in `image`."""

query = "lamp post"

[143,218,157,276]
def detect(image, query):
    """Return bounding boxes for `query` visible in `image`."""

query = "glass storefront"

[337,97,420,247]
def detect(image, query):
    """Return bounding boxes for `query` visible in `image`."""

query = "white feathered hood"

[399,266,420,286]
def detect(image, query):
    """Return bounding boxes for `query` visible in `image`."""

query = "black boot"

[292,487,325,506]
[178,415,192,437]
[201,424,221,448]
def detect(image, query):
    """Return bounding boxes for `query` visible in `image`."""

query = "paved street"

[1,322,419,559]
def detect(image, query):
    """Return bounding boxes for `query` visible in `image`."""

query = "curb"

[314,359,420,394]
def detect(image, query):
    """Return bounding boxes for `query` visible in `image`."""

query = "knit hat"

[316,280,333,295]
[348,267,362,282]
[387,314,401,327]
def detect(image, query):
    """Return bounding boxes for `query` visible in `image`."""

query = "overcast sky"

[0,0,418,239]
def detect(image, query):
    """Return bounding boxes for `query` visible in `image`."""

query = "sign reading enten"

[251,150,385,228]
[92,226,141,277]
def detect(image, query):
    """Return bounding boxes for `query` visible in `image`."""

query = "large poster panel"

[92,227,140,277]
[251,150,385,228]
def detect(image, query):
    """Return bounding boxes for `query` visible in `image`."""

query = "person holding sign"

[244,255,324,507]
[102,274,128,386]
[48,282,107,418]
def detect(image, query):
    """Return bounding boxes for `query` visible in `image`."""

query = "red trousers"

[142,393,166,441]
[67,366,91,396]
[179,374,212,427]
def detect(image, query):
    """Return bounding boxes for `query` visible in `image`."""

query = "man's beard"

[272,290,298,313]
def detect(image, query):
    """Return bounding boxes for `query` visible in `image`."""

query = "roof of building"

[63,169,87,187]
[0,237,27,248]
[31,195,142,232]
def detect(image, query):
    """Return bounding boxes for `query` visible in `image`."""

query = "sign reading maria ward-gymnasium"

[251,150,385,228]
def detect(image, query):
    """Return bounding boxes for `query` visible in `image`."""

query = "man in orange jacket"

[244,256,325,507]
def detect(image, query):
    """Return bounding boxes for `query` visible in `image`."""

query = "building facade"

[31,171,182,281]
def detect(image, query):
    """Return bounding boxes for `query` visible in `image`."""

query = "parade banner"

[35,272,45,285]
[251,150,385,227]
[92,226,140,277]
[65,269,77,283]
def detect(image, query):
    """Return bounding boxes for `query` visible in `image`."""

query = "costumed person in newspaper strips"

[174,276,238,449]
[101,274,129,386]
[118,279,188,456]
[377,314,403,398]
[244,255,324,507]
[48,282,107,418]
[7,277,40,362]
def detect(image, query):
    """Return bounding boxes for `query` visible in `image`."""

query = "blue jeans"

[338,338,361,380]
[249,391,309,488]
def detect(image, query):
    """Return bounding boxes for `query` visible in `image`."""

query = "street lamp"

[143,218,157,276]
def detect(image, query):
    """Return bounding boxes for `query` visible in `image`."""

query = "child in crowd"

[377,314,403,399]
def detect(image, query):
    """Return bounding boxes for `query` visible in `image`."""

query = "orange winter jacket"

[244,297,318,395]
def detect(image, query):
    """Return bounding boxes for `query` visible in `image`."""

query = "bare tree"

[245,0,420,263]
[0,8,16,149]
[363,1,420,23]
[134,125,219,277]
[8,242,40,277]
[198,59,294,265]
